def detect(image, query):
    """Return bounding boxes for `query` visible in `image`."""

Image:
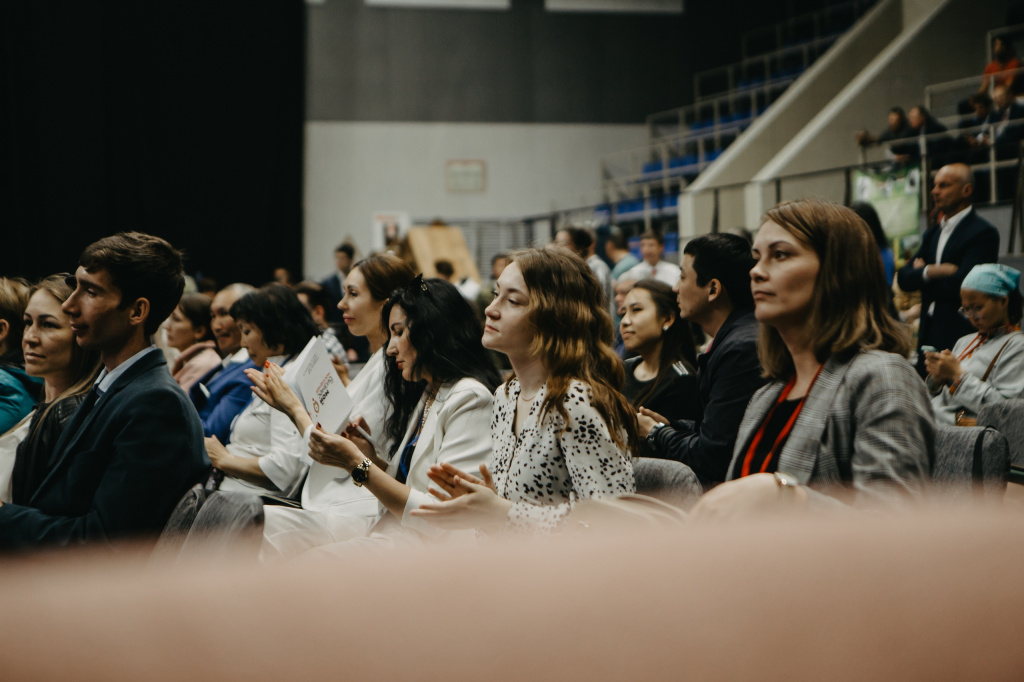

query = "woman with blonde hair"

[412,248,636,533]
[693,199,933,518]
[2,275,101,502]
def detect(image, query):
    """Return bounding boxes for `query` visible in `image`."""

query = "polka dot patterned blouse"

[488,378,635,533]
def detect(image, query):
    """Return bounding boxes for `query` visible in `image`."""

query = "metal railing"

[925,65,1024,120]
[739,0,874,60]
[694,34,838,102]
[857,121,1024,205]
[648,75,795,142]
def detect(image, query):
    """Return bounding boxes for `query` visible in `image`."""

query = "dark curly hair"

[229,283,319,356]
[380,278,501,450]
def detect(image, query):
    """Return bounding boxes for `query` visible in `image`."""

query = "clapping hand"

[246,363,304,419]
[411,463,510,531]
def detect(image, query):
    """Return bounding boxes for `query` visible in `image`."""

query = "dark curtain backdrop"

[0,1,305,288]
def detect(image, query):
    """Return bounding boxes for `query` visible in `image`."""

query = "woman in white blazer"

[249,254,416,558]
[269,277,501,555]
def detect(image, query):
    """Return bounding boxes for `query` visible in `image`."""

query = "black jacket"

[0,350,207,551]
[649,309,764,487]
[896,209,1000,354]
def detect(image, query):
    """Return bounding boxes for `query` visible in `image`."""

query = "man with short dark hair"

[0,232,207,550]
[897,163,1000,363]
[639,233,764,488]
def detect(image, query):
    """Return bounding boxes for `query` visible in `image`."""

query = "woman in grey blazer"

[693,200,934,518]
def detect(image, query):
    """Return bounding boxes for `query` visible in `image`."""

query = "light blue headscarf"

[961,263,1022,298]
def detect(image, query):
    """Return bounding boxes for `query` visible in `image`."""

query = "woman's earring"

[662,325,670,332]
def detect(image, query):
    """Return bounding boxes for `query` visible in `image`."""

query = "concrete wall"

[303,121,645,277]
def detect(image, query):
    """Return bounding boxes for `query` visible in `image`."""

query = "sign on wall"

[446,160,487,193]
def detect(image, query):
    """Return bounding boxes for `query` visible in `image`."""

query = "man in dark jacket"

[639,233,765,488]
[0,232,207,551]
[897,163,1000,369]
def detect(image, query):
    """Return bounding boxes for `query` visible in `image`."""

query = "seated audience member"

[294,280,348,376]
[0,276,101,503]
[476,252,509,318]
[165,293,220,392]
[692,200,933,519]
[851,202,895,288]
[411,249,636,534]
[0,278,40,435]
[855,107,913,157]
[978,37,1021,95]
[555,227,613,307]
[272,267,295,287]
[612,277,637,358]
[897,163,999,366]
[620,279,702,451]
[990,85,1024,159]
[639,234,764,488]
[961,92,995,163]
[622,231,681,287]
[606,226,640,282]
[320,243,353,321]
[927,264,1024,425]
[258,277,499,556]
[246,254,415,558]
[189,283,257,442]
[891,106,953,164]
[205,284,318,496]
[0,233,207,550]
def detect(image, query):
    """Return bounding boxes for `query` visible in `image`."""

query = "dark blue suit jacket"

[320,272,344,324]
[0,350,207,550]
[189,357,256,443]
[897,209,1000,353]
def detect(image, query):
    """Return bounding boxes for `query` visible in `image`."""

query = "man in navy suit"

[190,283,256,442]
[0,233,207,550]
[897,163,1000,365]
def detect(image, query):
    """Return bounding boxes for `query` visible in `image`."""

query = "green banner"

[851,164,922,263]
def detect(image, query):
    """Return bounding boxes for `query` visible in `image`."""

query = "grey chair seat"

[977,399,1024,467]
[932,425,1009,502]
[632,457,702,511]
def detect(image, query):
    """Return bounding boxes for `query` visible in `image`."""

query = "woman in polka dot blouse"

[413,248,637,533]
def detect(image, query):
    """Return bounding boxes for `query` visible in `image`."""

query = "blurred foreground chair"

[153,487,264,562]
[932,425,1009,502]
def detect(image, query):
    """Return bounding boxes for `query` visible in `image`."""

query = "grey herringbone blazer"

[727,350,934,508]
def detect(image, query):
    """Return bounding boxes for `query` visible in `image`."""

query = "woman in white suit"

[692,199,933,518]
[258,277,501,556]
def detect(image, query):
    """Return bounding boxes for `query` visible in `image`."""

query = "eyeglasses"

[958,305,985,319]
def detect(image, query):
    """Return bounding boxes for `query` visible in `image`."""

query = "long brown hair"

[26,275,102,436]
[507,248,639,455]
[628,279,697,408]
[757,200,911,380]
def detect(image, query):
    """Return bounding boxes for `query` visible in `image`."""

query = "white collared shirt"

[926,206,973,317]
[95,345,160,394]
[935,205,972,265]
[220,347,249,370]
